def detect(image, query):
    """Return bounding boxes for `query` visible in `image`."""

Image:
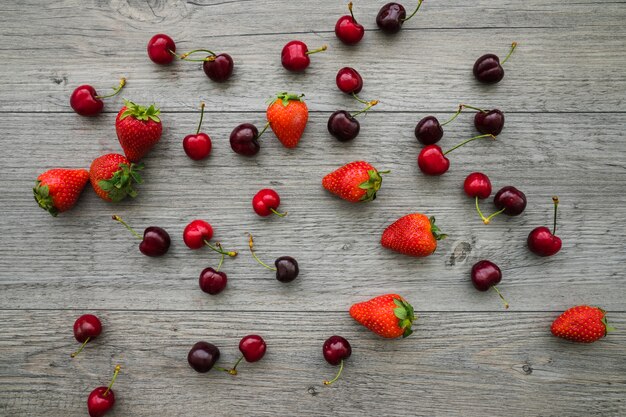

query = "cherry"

[464,172,505,225]
[417,134,495,176]
[322,335,352,386]
[187,341,221,373]
[248,233,299,283]
[473,42,517,84]
[493,186,527,216]
[183,102,212,160]
[176,49,234,82]
[87,365,121,417]
[471,260,509,309]
[328,100,378,142]
[225,334,267,375]
[71,314,102,358]
[414,105,464,145]
[112,215,171,257]
[147,34,176,65]
[199,267,227,295]
[463,105,505,136]
[253,189,287,217]
[70,78,126,116]
[336,67,363,95]
[528,196,562,257]
[230,122,270,156]
[183,220,238,259]
[335,2,365,45]
[376,0,423,34]
[281,40,327,72]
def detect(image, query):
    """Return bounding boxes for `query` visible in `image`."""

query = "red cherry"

[199,267,228,295]
[323,335,351,385]
[528,196,562,257]
[112,216,171,257]
[281,40,327,72]
[147,34,176,65]
[71,314,102,358]
[239,335,267,363]
[418,134,495,176]
[202,53,234,82]
[252,189,287,217]
[336,67,363,95]
[87,365,120,417]
[335,2,365,45]
[70,79,126,116]
[183,102,212,160]
[473,42,517,84]
[183,220,214,249]
[464,172,492,199]
[471,260,509,309]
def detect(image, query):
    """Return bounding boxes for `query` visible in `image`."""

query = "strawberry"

[89,153,143,202]
[551,305,614,343]
[322,161,388,202]
[381,213,446,257]
[266,92,308,148]
[115,100,162,162]
[33,168,89,216]
[350,294,416,338]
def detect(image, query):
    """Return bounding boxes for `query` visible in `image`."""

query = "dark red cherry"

[328,110,360,142]
[281,40,327,72]
[473,42,517,84]
[147,34,176,65]
[474,109,505,136]
[70,85,103,116]
[494,186,527,216]
[323,335,352,366]
[230,123,261,156]
[199,267,228,295]
[336,67,363,94]
[376,1,423,34]
[415,116,443,145]
[275,256,299,282]
[463,172,492,199]
[139,227,171,257]
[73,314,102,343]
[335,2,365,45]
[239,335,267,363]
[87,365,120,417]
[471,260,508,308]
[203,53,234,82]
[183,102,212,161]
[527,196,562,257]
[188,341,220,373]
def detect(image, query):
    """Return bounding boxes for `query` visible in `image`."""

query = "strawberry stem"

[323,359,344,386]
[95,78,126,100]
[112,215,142,240]
[492,286,509,309]
[501,42,518,65]
[351,100,379,118]
[440,104,464,126]
[552,196,559,235]
[306,45,327,55]
[443,134,495,156]
[348,2,357,22]
[196,102,206,135]
[270,208,288,217]
[70,337,90,358]
[402,0,423,22]
[204,240,237,257]
[248,233,277,271]
[103,365,121,397]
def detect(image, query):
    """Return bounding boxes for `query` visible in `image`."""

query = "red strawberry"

[551,305,614,343]
[381,213,446,257]
[266,92,308,148]
[350,294,416,338]
[115,100,162,162]
[89,153,143,202]
[33,169,89,216]
[323,161,388,202]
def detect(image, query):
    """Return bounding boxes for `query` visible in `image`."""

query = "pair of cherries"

[188,335,266,375]
[463,173,527,224]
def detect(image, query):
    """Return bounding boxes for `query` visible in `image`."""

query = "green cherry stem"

[248,233,277,271]
[196,102,206,135]
[402,0,424,22]
[492,286,509,309]
[257,121,271,140]
[440,104,464,126]
[475,196,490,224]
[351,100,379,118]
[179,49,217,62]
[323,360,344,385]
[204,240,237,257]
[443,134,495,156]
[305,45,327,55]
[552,196,559,235]
[461,104,486,113]
[214,365,238,376]
[112,215,142,240]
[95,78,126,99]
[270,208,288,217]
[70,337,90,358]
[348,1,357,22]
[215,247,226,272]
[103,365,121,397]
[228,355,245,375]
[482,207,506,224]
[500,42,518,65]
[351,92,369,105]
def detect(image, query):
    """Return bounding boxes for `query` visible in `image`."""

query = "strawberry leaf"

[33,181,58,217]
[98,162,144,202]
[392,297,417,338]
[358,169,389,202]
[429,216,447,241]
[270,92,305,107]
[120,100,161,123]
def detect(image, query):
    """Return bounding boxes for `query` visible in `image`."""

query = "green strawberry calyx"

[33,181,58,217]
[270,92,305,107]
[98,162,144,203]
[120,100,161,123]
[600,311,616,334]
[429,216,447,241]
[358,169,390,202]
[393,297,416,338]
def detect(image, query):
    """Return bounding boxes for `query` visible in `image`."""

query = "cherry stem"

[500,42,518,65]
[351,92,369,105]
[248,233,277,271]
[305,45,327,55]
[323,360,344,386]
[196,102,205,135]
[552,196,559,235]
[440,104,464,126]
[461,104,486,113]
[179,49,217,62]
[475,196,490,224]
[443,134,495,155]
[103,365,121,397]
[70,337,90,358]
[270,208,288,217]
[95,78,126,100]
[204,240,237,257]
[492,286,509,309]
[215,247,225,272]
[348,2,356,22]
[482,207,506,224]
[229,355,244,374]
[112,215,141,240]
[257,121,271,140]
[351,100,379,118]
[402,0,424,22]
[214,365,238,376]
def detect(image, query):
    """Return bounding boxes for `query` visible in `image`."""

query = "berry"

[266,92,308,148]
[350,294,415,338]
[115,100,163,162]
[34,168,89,216]
[381,213,446,257]
[551,306,614,343]
[322,161,388,203]
[89,154,143,202]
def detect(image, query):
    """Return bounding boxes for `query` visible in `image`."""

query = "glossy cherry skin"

[528,227,562,257]
[199,267,228,295]
[471,260,502,291]
[335,15,365,45]
[147,34,176,65]
[418,145,450,176]
[188,341,220,373]
[323,335,352,366]
[87,387,115,417]
[376,3,406,34]
[230,123,260,156]
[203,53,234,82]
[473,54,504,84]
[70,85,103,116]
[336,67,363,94]
[494,186,527,216]
[281,41,310,72]
[474,109,505,136]
[415,116,443,145]
[328,111,360,142]
[139,227,171,257]
[183,133,212,160]
[275,256,299,282]
[239,335,267,363]
[74,314,102,343]
[463,172,492,199]
[183,220,213,249]
[252,189,281,217]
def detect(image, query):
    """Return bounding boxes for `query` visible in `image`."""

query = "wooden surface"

[1,1,625,416]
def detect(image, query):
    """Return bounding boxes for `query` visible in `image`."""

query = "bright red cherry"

[322,335,351,385]
[464,172,492,199]
[471,260,509,309]
[418,134,495,176]
[239,335,267,363]
[71,314,102,358]
[335,2,365,45]
[199,267,228,295]
[147,34,176,65]
[281,40,327,72]
[252,189,287,217]
[183,220,238,260]
[87,365,120,417]
[528,196,562,257]
[336,67,363,95]
[70,79,126,116]
[112,215,171,257]
[376,1,423,34]
[474,42,517,84]
[183,102,212,160]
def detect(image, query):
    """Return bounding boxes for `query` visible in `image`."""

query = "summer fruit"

[322,161,389,203]
[183,219,238,258]
[415,105,463,145]
[473,42,517,84]
[381,213,446,257]
[183,102,212,160]
[176,49,234,82]
[376,0,423,34]
[463,105,505,136]
[328,100,378,142]
[266,92,308,148]
[87,365,120,417]
[471,260,509,309]
[464,172,503,225]
[493,186,527,216]
[336,67,363,95]
[33,168,89,216]
[188,341,221,373]
[229,122,270,156]
[528,196,562,257]
[70,78,126,116]
[350,294,416,338]
[551,306,614,343]
[248,233,299,283]
[115,100,162,162]
[112,215,171,257]
[147,33,176,65]
[89,154,143,202]
[226,335,267,376]
[71,314,102,358]
[335,2,365,45]
[199,267,228,295]
[281,40,327,72]
[252,189,287,217]
[322,335,351,386]
[418,134,495,176]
